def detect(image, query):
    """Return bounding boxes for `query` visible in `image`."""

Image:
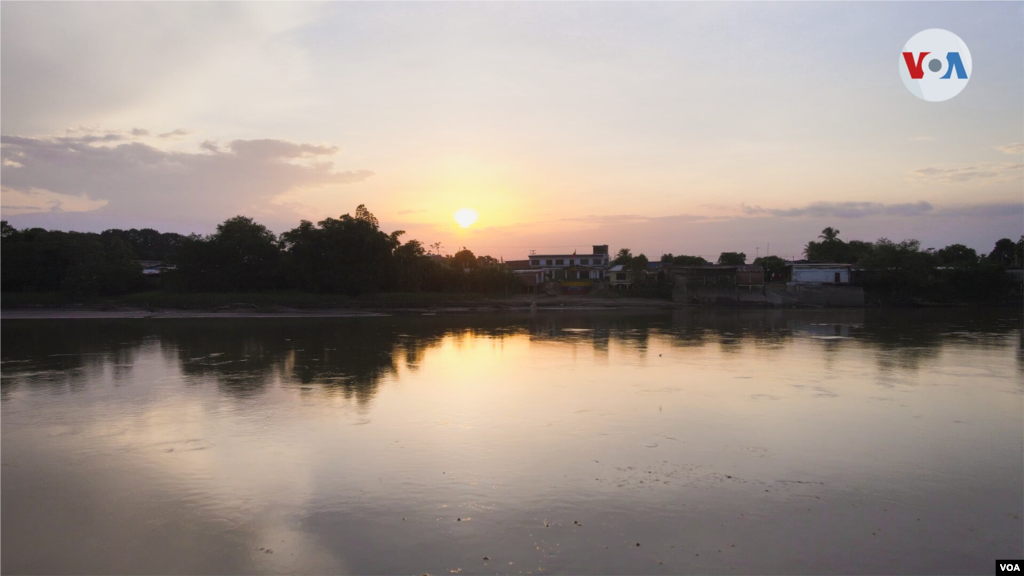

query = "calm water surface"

[2,309,1022,575]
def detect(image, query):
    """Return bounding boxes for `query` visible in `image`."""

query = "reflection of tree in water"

[2,309,1020,402]
[664,309,795,353]
[851,308,1020,373]
[1,319,152,398]
[525,311,664,357]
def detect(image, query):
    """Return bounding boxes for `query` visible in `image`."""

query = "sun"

[453,208,479,228]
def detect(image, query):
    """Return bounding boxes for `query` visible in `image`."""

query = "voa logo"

[899,29,972,102]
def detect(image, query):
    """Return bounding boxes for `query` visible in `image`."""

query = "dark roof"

[530,254,606,259]
[505,260,532,270]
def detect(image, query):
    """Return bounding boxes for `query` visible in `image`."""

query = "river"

[2,309,1021,574]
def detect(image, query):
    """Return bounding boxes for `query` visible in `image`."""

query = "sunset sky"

[2,2,1021,261]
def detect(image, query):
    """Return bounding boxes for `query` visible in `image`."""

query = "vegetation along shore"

[3,206,1021,311]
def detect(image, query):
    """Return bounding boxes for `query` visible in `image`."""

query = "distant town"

[2,207,1022,308]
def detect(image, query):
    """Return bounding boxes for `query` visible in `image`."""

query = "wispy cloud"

[908,162,1023,183]
[741,201,934,219]
[157,128,191,139]
[995,142,1024,154]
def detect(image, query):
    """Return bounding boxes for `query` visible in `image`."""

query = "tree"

[671,254,708,266]
[936,244,978,268]
[476,255,499,267]
[987,238,1017,267]
[804,226,861,262]
[753,255,786,281]
[354,204,379,228]
[613,248,633,265]
[858,238,935,299]
[819,227,840,242]
[278,206,401,294]
[660,253,673,263]
[627,253,649,276]
[1,220,16,239]
[451,248,477,270]
[717,252,746,265]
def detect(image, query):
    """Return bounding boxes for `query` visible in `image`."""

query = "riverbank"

[1,291,688,319]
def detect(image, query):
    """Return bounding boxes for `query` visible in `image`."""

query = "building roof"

[505,259,532,270]
[530,254,607,259]
[786,262,853,268]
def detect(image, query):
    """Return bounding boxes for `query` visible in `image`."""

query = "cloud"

[158,129,191,139]
[741,201,934,219]
[932,202,1024,218]
[0,186,108,215]
[995,142,1024,154]
[227,139,338,159]
[0,131,373,231]
[131,128,150,137]
[909,163,1023,183]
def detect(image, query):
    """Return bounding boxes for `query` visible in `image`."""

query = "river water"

[2,309,1022,574]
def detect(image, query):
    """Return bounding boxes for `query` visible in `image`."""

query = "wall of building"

[792,268,849,284]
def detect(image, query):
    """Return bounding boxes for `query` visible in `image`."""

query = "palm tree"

[819,227,840,242]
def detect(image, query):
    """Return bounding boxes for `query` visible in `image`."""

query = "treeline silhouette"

[2,210,1021,303]
[797,227,1022,302]
[1,205,519,297]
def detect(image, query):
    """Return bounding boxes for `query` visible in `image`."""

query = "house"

[736,264,765,289]
[786,262,852,285]
[670,265,765,304]
[607,264,631,289]
[512,269,546,293]
[136,260,175,287]
[527,245,610,281]
[779,262,863,306]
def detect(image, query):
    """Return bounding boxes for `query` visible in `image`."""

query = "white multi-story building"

[528,245,610,281]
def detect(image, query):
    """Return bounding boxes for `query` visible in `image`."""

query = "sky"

[2,1,1022,261]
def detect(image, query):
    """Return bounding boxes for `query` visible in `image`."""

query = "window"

[545,259,552,265]
[531,260,539,266]
[616,273,626,280]
[580,258,589,265]
[834,272,841,283]
[555,259,563,265]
